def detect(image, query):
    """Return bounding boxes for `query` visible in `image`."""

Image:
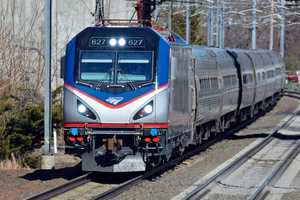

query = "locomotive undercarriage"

[65,128,170,172]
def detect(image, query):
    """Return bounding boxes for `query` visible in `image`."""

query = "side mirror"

[60,55,65,78]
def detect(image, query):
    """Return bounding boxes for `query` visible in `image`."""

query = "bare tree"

[0,0,44,99]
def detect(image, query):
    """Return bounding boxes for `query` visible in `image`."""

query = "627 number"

[128,39,144,47]
[89,38,107,47]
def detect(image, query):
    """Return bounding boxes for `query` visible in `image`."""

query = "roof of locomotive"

[73,24,188,46]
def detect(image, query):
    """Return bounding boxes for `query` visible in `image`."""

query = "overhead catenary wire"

[128,0,297,55]
[79,0,93,13]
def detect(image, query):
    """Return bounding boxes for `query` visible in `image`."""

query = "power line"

[79,0,93,13]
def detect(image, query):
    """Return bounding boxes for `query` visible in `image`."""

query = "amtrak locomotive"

[62,26,285,172]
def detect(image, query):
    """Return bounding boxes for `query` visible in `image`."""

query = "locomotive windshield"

[80,51,114,83]
[117,52,152,83]
[79,51,153,87]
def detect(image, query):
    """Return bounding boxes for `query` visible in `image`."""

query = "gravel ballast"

[114,97,300,200]
[0,96,298,200]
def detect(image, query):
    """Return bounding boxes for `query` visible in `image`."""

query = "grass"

[0,153,30,170]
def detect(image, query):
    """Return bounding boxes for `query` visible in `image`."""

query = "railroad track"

[284,90,300,100]
[27,107,280,200]
[93,112,268,200]
[26,173,92,200]
[284,90,300,94]
[247,139,300,200]
[180,110,300,200]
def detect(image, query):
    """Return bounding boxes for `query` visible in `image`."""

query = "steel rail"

[247,141,300,200]
[90,112,270,200]
[284,94,300,100]
[284,90,300,95]
[92,137,228,200]
[27,118,250,200]
[91,174,143,200]
[182,110,298,200]
[25,173,92,200]
[27,106,294,200]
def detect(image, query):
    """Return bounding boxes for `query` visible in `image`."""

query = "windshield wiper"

[117,70,137,91]
[138,82,154,88]
[125,80,137,90]
[76,81,93,88]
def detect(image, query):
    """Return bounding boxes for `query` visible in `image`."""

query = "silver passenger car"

[227,49,256,117]
[188,48,284,145]
[168,46,195,147]
[192,47,222,126]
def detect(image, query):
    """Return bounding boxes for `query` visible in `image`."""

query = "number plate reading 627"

[89,37,107,47]
[127,38,145,48]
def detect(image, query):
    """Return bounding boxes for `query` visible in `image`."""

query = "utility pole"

[212,0,217,47]
[154,2,160,22]
[219,0,225,48]
[186,2,191,44]
[280,0,285,57]
[42,0,55,169]
[269,0,275,50]
[207,0,213,46]
[251,0,257,49]
[212,1,215,46]
[216,0,220,47]
[168,1,173,31]
[55,0,58,88]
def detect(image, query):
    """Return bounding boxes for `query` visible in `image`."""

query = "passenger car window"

[243,74,247,84]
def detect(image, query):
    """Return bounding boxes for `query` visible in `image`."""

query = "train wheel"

[178,144,185,156]
[195,126,203,145]
[204,128,211,140]
[146,155,164,169]
[172,143,185,158]
[210,126,218,137]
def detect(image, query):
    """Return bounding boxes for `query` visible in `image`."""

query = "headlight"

[77,100,97,120]
[133,101,153,120]
[144,104,153,114]
[78,104,87,113]
[109,38,117,47]
[118,38,126,46]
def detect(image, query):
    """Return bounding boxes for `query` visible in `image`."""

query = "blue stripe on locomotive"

[64,37,76,84]
[64,28,170,106]
[157,38,170,86]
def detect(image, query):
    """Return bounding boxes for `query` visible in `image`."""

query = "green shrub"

[286,55,300,71]
[0,86,63,167]
[23,154,41,168]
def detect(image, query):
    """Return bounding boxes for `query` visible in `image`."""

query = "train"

[61,25,285,172]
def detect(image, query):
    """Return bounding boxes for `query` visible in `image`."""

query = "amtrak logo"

[105,97,124,105]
